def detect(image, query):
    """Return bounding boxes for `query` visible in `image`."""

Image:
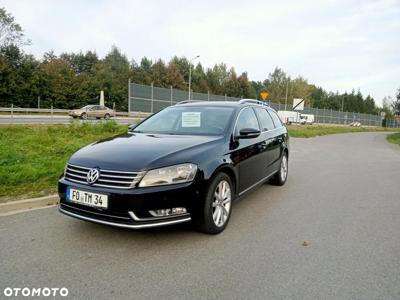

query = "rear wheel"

[194,173,233,234]
[104,113,110,120]
[270,152,288,186]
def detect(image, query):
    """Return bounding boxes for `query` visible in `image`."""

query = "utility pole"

[188,55,200,101]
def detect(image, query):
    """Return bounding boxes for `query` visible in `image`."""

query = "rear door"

[267,109,285,169]
[88,106,97,118]
[95,106,103,118]
[254,107,279,176]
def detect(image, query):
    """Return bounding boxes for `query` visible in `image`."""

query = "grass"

[0,121,127,202]
[386,132,400,145]
[287,125,399,138]
[0,123,398,202]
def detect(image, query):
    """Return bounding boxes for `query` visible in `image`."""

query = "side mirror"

[238,128,261,139]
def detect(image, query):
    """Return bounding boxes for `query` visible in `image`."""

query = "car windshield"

[132,106,235,135]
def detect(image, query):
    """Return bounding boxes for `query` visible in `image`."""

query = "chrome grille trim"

[65,163,145,189]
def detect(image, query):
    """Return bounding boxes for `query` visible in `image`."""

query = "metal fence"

[128,82,399,127]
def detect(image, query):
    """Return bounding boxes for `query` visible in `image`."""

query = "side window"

[255,108,275,131]
[268,110,283,128]
[235,108,260,136]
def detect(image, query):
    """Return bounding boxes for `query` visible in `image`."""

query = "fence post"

[11,103,13,120]
[113,102,116,117]
[51,104,53,119]
[128,78,131,114]
[150,82,154,113]
[207,91,210,101]
[38,96,40,110]
[170,86,173,106]
[225,94,227,101]
[315,108,318,124]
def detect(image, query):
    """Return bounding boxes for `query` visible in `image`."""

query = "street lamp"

[188,55,200,101]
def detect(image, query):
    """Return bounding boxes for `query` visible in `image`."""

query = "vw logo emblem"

[87,168,100,184]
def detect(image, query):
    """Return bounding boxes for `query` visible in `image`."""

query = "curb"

[0,194,59,216]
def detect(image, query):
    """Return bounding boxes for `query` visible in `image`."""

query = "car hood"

[69,133,225,171]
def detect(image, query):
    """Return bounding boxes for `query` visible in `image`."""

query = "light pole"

[188,55,200,101]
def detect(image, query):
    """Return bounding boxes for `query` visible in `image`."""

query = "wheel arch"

[209,164,238,196]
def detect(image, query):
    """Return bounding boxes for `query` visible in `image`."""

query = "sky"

[1,0,399,105]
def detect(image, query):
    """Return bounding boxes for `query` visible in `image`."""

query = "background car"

[69,105,114,120]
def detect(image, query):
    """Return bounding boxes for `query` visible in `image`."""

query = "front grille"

[65,163,145,189]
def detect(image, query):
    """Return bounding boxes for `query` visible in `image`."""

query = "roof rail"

[175,100,205,105]
[238,99,269,106]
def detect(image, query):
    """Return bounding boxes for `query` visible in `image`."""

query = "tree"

[60,51,98,75]
[40,55,75,108]
[165,63,185,89]
[289,76,315,106]
[264,67,289,103]
[393,88,400,116]
[0,7,30,47]
[150,59,167,87]
[92,46,131,110]
[191,63,209,93]
[237,72,256,98]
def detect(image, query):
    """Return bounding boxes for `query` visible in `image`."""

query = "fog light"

[149,207,187,217]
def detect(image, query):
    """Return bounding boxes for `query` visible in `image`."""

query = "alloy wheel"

[280,154,288,181]
[212,180,231,227]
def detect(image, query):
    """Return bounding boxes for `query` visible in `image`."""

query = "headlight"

[139,163,197,187]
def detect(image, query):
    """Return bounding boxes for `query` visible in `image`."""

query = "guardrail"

[0,107,69,113]
[0,106,132,117]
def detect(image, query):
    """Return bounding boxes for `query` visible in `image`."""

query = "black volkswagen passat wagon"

[58,100,289,234]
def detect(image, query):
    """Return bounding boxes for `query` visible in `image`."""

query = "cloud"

[2,0,399,104]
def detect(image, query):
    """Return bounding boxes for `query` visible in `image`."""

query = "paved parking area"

[1,132,399,299]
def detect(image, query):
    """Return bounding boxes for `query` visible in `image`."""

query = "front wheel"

[194,173,234,234]
[81,112,87,120]
[270,152,288,186]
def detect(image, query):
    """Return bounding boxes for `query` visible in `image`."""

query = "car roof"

[175,100,276,111]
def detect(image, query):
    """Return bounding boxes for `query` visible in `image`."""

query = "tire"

[81,113,87,120]
[270,151,288,186]
[194,173,234,234]
[104,113,110,120]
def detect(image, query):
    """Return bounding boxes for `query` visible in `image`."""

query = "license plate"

[66,187,108,208]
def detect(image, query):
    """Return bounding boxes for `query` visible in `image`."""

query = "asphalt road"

[1,132,400,300]
[0,115,136,125]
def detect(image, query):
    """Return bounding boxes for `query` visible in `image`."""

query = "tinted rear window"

[255,107,275,131]
[268,110,283,128]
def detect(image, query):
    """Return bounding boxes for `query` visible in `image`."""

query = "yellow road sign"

[260,91,269,100]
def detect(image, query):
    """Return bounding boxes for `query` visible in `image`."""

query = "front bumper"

[58,177,204,229]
